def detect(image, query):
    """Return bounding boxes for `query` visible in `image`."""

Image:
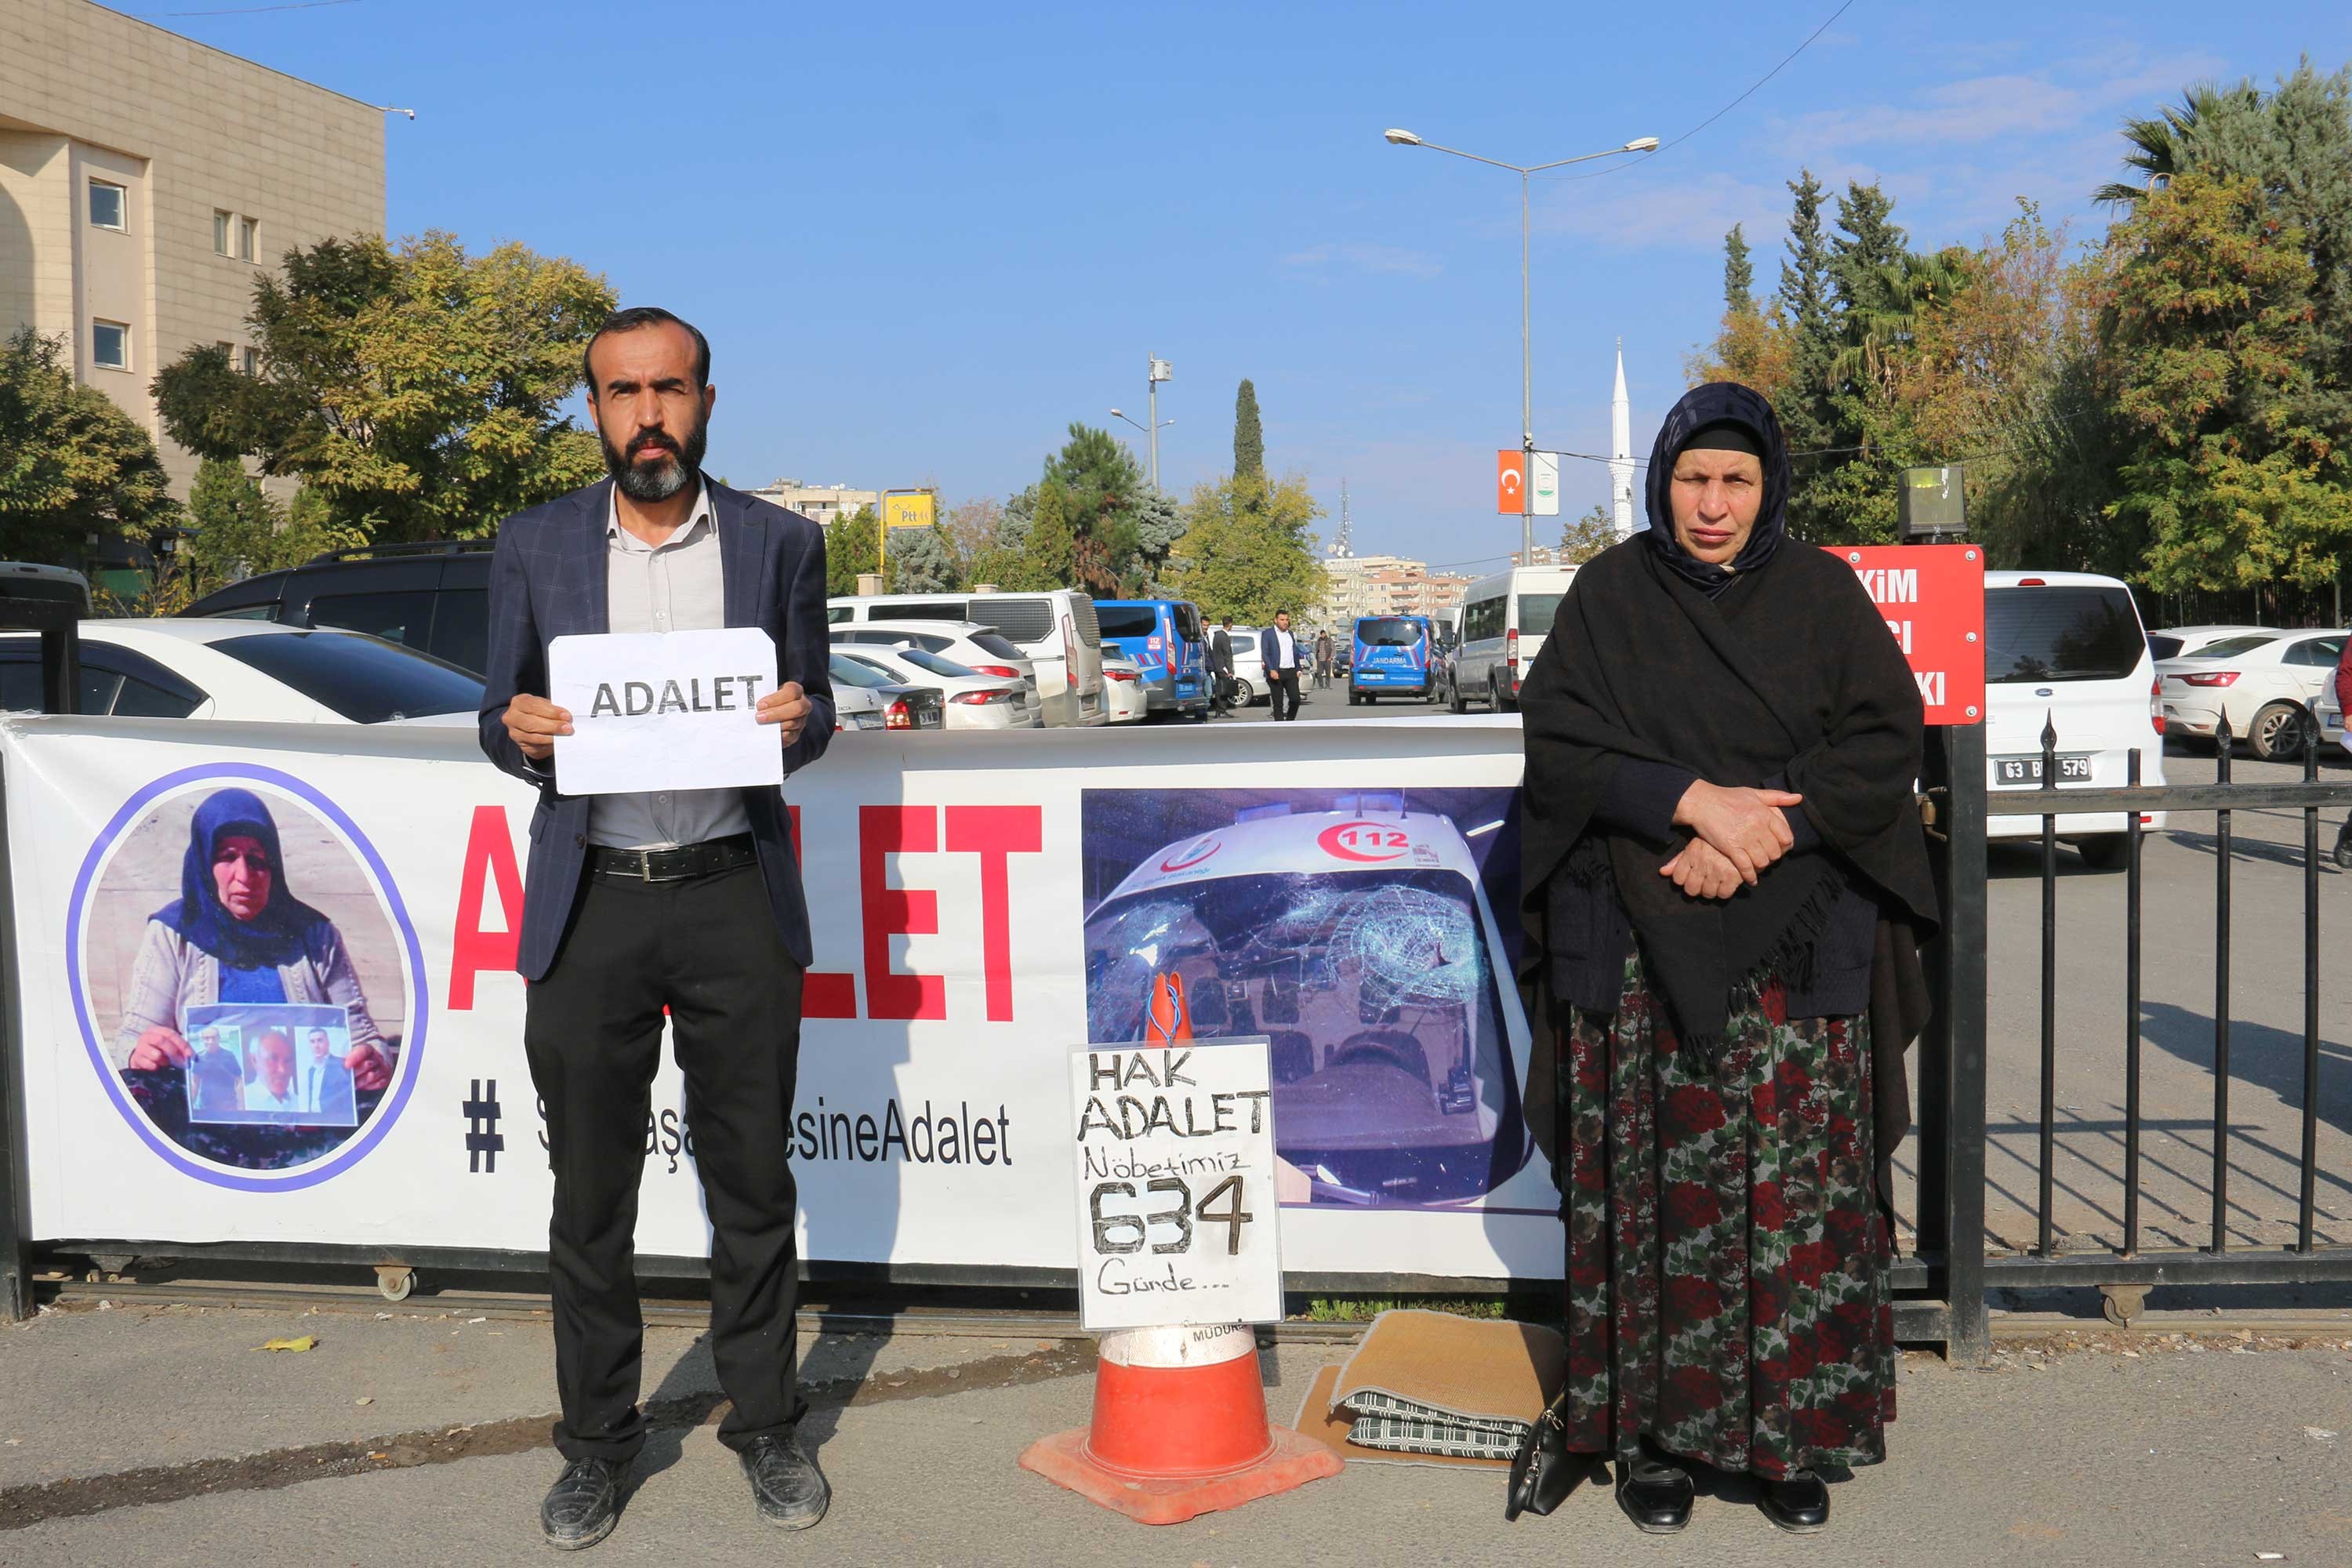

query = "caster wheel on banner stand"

[375,1265,416,1303]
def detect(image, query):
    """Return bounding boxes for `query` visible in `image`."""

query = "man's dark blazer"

[1209,628,1233,674]
[1258,626,1302,673]
[477,475,835,982]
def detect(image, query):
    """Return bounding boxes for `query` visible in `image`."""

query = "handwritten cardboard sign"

[547,627,783,796]
[1067,1039,1283,1330]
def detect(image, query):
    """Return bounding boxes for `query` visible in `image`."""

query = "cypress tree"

[1775,170,1839,473]
[1232,379,1265,483]
[1723,223,1755,311]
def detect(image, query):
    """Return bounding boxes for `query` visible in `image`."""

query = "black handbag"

[1503,1392,1581,1521]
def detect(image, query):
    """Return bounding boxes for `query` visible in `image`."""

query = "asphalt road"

[1190,696,2352,1257]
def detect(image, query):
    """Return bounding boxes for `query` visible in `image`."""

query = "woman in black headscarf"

[1517,381,1936,1535]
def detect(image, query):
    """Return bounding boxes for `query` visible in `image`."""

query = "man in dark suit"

[299,1028,356,1123]
[1260,609,1303,721]
[479,306,835,1550]
[1208,616,1236,716]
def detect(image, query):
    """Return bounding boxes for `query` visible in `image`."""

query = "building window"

[92,321,129,371]
[241,347,260,376]
[216,340,234,358]
[238,216,258,262]
[214,209,232,255]
[89,180,126,231]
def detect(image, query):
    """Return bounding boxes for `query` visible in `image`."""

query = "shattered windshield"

[1083,867,1523,1207]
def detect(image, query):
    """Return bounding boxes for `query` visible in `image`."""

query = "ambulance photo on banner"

[1079,788,1537,1211]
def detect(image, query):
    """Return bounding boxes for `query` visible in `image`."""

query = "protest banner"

[1,713,1552,1287]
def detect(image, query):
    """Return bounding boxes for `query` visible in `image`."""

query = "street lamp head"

[1624,136,1661,153]
[1383,128,1423,147]
[1109,408,1124,418]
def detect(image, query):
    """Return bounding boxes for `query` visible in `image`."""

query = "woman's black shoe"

[1615,1455,1695,1534]
[1759,1469,1831,1533]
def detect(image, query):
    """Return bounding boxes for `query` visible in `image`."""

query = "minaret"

[1609,339,1636,538]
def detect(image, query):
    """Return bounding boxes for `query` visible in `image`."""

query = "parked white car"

[829,589,1105,727]
[0,619,481,724]
[2146,624,2278,662]
[830,645,1038,731]
[1983,572,2169,868]
[826,651,944,732]
[1102,652,1149,723]
[2158,627,2347,760]
[1225,627,1265,706]
[830,619,1036,695]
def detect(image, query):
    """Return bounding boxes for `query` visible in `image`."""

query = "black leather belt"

[587,833,757,883]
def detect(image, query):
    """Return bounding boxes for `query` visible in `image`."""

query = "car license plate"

[848,712,881,730]
[916,710,941,729]
[1994,754,2092,785]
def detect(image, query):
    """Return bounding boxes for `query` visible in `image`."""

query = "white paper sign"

[1068,1040,1283,1330]
[547,627,782,797]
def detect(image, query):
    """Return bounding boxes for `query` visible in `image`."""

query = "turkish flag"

[1496,450,1526,515]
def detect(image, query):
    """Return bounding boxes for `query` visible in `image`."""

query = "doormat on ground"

[1290,1309,1564,1469]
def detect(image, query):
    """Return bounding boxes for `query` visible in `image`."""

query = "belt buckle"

[616,847,655,881]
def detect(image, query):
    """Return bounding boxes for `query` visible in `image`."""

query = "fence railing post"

[1943,722,1991,1365]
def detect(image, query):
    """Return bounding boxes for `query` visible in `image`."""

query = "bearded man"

[477,306,835,1549]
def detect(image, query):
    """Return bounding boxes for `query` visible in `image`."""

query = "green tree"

[1011,482,1079,591]
[152,231,614,544]
[2102,173,2352,590]
[826,505,880,596]
[886,521,960,593]
[0,327,180,567]
[1559,503,1620,564]
[1040,423,1145,594]
[1232,379,1265,484]
[1774,171,1839,470]
[173,458,361,601]
[1164,474,1323,623]
[1723,223,1755,310]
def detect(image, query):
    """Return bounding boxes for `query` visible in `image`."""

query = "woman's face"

[1668,447,1766,565]
[212,833,274,922]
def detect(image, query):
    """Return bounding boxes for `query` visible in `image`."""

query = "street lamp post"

[1384,129,1659,564]
[1111,354,1175,491]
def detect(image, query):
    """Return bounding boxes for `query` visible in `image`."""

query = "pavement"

[9,1294,2352,1567]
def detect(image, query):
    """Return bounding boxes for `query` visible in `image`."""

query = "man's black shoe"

[741,1432,829,1530]
[1615,1455,1694,1534]
[1759,1469,1831,1533]
[539,1457,623,1551]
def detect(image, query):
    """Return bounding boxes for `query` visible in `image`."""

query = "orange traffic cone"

[1021,973,1343,1524]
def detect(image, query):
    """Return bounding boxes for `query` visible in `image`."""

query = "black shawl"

[1518,382,1939,1061]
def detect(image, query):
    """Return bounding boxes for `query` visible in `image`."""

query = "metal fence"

[1905,709,2352,1363]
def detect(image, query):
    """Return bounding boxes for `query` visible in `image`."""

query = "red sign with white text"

[1832,544,1985,725]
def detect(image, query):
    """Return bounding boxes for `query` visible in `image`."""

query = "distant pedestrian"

[1313,630,1334,689]
[1210,617,1237,716]
[1261,611,1302,721]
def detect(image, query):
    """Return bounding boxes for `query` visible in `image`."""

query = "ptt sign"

[1835,544,1986,726]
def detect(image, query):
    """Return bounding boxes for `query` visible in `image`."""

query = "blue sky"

[124,0,2352,571]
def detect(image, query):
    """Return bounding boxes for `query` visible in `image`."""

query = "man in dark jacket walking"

[1209,617,1237,716]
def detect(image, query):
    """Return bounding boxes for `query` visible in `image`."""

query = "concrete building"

[746,478,880,528]
[1318,553,1472,627]
[0,0,387,498]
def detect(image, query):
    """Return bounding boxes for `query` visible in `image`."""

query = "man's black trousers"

[1269,668,1301,720]
[524,862,804,1465]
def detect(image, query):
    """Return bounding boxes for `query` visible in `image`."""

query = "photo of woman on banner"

[103,786,395,1169]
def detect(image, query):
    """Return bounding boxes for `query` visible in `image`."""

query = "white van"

[829,590,1107,727]
[1447,564,1578,713]
[1983,570,2169,868]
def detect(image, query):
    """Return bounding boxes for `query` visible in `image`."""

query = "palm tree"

[1831,248,1971,393]
[2092,82,2264,206]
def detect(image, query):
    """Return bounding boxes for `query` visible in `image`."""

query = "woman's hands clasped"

[1661,780,1805,901]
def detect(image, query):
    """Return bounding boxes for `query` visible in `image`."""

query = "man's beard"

[604,415,708,503]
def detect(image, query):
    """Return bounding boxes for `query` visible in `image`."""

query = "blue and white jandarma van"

[1348,615,1436,705]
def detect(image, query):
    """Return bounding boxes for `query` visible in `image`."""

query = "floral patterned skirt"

[1555,949,1896,1479]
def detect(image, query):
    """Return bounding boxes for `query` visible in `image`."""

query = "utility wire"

[1550,0,1858,183]
[136,0,357,16]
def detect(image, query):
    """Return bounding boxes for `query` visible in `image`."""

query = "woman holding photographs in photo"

[114,787,390,1091]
